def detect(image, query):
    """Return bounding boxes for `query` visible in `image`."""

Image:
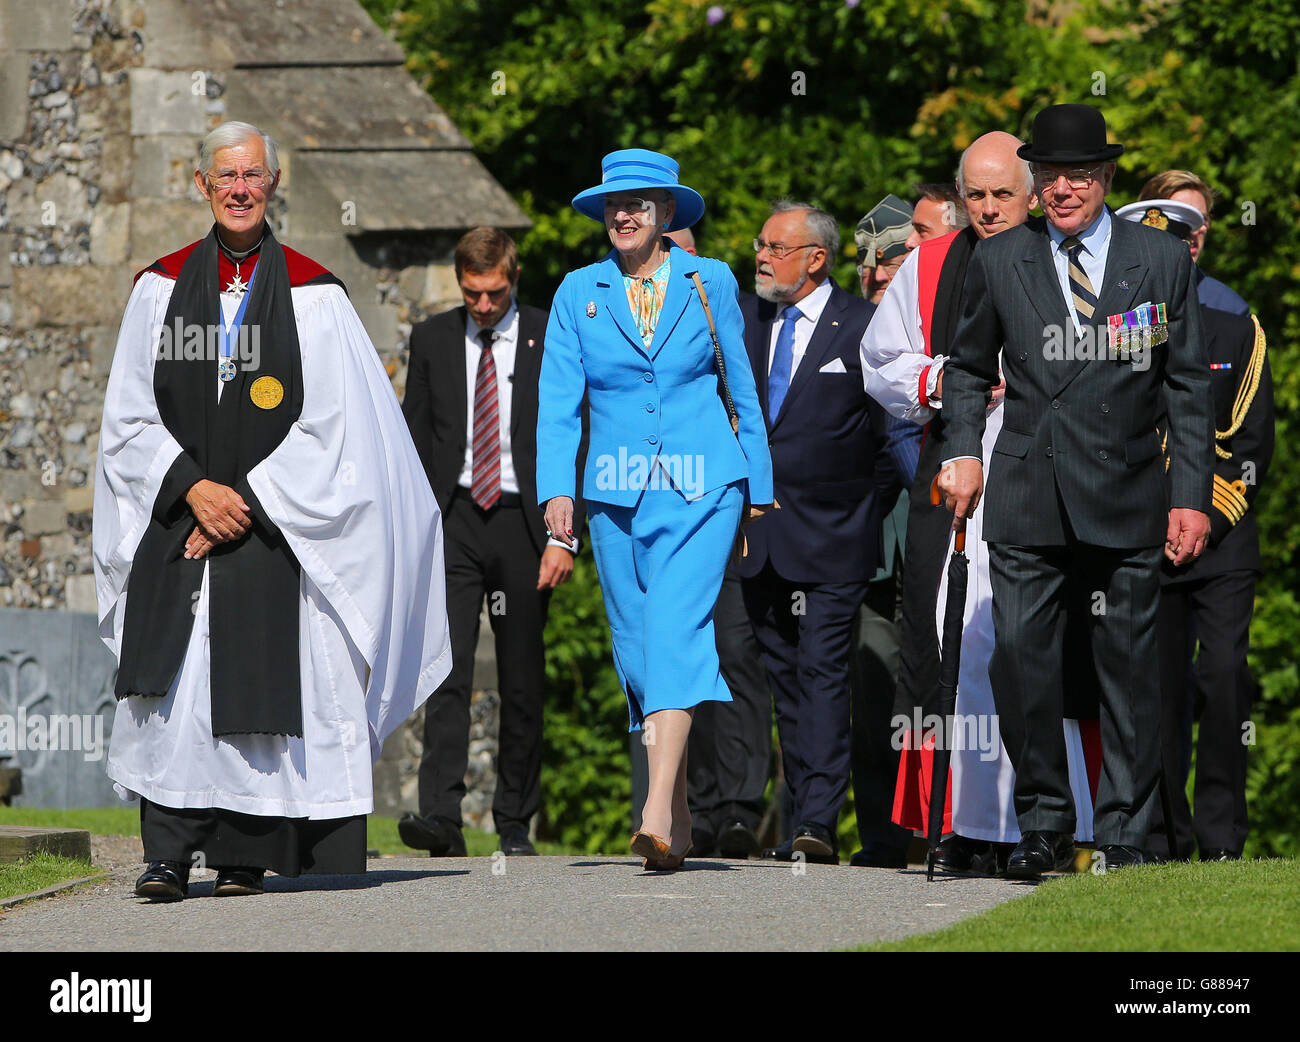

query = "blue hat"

[571,149,705,232]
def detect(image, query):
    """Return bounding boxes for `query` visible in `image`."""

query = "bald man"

[859,131,1096,875]
[666,227,697,255]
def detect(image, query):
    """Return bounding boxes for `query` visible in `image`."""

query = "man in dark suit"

[939,106,1214,876]
[1112,200,1275,862]
[399,227,583,857]
[738,200,891,863]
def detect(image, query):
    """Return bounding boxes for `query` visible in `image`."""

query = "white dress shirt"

[858,247,943,424]
[460,302,519,493]
[461,301,574,553]
[766,277,833,378]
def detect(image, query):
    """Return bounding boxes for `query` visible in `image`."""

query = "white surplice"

[94,270,452,819]
[861,247,1094,843]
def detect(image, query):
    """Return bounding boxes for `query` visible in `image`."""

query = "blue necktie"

[767,304,801,418]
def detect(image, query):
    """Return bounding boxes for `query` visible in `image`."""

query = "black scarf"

[115,225,305,737]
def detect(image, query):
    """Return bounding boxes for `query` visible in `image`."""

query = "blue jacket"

[537,244,773,508]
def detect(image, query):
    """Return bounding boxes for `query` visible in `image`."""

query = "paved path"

[0,854,1036,951]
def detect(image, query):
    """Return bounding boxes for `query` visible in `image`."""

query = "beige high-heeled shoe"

[654,845,693,871]
[631,830,671,864]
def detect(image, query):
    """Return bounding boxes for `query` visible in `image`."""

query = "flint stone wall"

[0,0,526,824]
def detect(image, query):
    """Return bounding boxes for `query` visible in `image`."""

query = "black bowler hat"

[1017,104,1124,164]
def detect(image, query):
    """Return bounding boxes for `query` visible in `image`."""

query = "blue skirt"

[586,482,743,731]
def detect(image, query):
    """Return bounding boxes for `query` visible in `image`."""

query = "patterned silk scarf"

[623,255,671,348]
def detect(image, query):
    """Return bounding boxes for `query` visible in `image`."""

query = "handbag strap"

[690,271,740,435]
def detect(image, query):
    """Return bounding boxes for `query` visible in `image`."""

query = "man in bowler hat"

[937,104,1214,876]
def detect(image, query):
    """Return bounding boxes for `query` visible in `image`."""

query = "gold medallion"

[249,375,284,410]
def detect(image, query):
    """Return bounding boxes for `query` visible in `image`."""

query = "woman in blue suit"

[538,149,773,869]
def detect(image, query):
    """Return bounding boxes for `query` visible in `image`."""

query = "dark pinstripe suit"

[942,215,1214,847]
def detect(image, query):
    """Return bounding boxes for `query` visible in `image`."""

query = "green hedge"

[363,0,1300,854]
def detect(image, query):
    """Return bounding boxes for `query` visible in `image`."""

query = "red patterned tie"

[471,329,502,509]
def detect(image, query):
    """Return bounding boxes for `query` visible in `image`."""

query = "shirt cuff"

[939,456,982,466]
[546,536,579,554]
[920,356,947,409]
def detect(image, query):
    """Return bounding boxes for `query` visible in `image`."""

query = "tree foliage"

[362,0,1300,855]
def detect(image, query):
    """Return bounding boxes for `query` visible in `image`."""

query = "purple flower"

[707,5,725,25]
[846,0,860,6]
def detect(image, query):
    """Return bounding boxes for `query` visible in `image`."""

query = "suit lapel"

[450,307,469,449]
[510,305,539,437]
[1051,215,1148,395]
[770,282,845,432]
[647,245,697,361]
[746,297,776,422]
[1091,217,1148,326]
[596,252,650,361]
[1014,227,1069,332]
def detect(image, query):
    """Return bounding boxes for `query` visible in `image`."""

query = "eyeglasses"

[604,197,658,215]
[208,169,270,191]
[856,257,903,278]
[1031,165,1103,190]
[753,239,818,260]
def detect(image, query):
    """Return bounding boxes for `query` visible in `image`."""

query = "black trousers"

[988,541,1163,848]
[1150,570,1256,858]
[417,492,550,830]
[139,799,365,876]
[743,562,867,833]
[849,571,912,852]
[686,568,773,835]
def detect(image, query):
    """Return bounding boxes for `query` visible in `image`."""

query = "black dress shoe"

[1005,831,1074,879]
[791,822,839,865]
[761,840,796,862]
[691,826,718,858]
[134,860,189,901]
[985,842,1015,877]
[213,867,265,896]
[498,824,538,856]
[398,812,467,856]
[1095,844,1145,871]
[716,821,760,860]
[931,834,989,874]
[849,844,907,868]
[1200,847,1240,862]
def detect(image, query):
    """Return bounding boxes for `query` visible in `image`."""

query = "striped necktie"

[471,329,501,510]
[1062,235,1097,324]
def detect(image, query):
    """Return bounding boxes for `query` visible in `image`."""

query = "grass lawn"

[0,806,575,857]
[0,851,99,902]
[860,858,1300,951]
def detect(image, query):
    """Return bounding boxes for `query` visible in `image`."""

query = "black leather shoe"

[984,842,1015,877]
[134,860,188,901]
[498,824,538,856]
[1095,844,1145,872]
[213,866,265,896]
[1200,847,1240,862]
[791,822,839,865]
[398,812,466,856]
[761,840,796,862]
[931,834,988,874]
[1005,831,1074,879]
[850,844,907,868]
[716,821,760,860]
